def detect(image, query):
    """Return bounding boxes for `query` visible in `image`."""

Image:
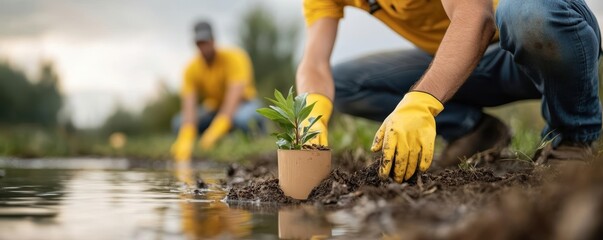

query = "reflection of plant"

[256,87,321,150]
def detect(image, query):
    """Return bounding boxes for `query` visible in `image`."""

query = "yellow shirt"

[182,47,256,111]
[303,0,499,55]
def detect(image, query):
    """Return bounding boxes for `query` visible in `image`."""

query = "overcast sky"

[1,0,602,128]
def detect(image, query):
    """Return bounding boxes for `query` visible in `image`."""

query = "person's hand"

[171,123,197,162]
[304,94,332,146]
[199,115,232,150]
[371,91,444,183]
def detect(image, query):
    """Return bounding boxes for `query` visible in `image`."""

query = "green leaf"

[257,86,314,150]
[285,87,295,113]
[274,88,287,104]
[306,115,322,131]
[298,102,316,124]
[259,107,294,131]
[275,132,294,143]
[269,105,294,124]
[266,90,293,118]
[274,88,296,120]
[256,108,283,120]
[272,132,294,149]
[265,98,290,117]
[301,131,320,145]
[294,92,308,116]
[277,121,295,130]
[302,125,310,136]
[300,115,322,143]
[276,138,292,149]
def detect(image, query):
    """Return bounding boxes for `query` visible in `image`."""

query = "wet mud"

[223,152,603,239]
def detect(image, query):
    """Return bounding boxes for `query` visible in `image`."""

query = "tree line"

[0,62,63,127]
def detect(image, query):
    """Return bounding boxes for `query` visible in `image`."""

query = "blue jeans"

[334,0,602,145]
[171,99,265,134]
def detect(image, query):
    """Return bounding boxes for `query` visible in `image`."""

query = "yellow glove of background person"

[199,115,232,150]
[171,123,197,162]
[304,94,332,146]
[371,91,444,183]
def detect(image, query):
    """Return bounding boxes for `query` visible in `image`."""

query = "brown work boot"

[434,114,511,169]
[534,141,595,167]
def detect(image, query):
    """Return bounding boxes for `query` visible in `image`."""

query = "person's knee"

[497,0,569,59]
[335,99,373,118]
[232,120,247,133]
[333,60,365,96]
[497,0,556,25]
[496,0,599,68]
[232,108,262,133]
[333,63,364,115]
[497,1,560,42]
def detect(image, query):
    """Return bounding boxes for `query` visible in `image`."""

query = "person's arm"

[296,18,339,146]
[198,83,244,150]
[296,18,339,100]
[199,49,251,150]
[413,0,496,101]
[216,83,245,119]
[372,0,496,182]
[181,92,197,126]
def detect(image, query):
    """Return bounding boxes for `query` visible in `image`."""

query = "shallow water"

[0,158,355,240]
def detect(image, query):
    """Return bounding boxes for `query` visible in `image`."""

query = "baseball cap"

[194,21,214,42]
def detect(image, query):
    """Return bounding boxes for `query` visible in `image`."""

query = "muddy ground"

[221,152,603,239]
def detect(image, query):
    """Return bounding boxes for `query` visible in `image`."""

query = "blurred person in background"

[297,0,601,182]
[171,21,263,162]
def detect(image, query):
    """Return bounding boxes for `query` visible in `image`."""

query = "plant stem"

[294,118,300,148]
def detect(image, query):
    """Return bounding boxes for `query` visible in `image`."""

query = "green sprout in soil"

[458,157,478,172]
[256,87,322,150]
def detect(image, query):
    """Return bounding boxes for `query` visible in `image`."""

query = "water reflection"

[173,162,252,239]
[0,160,358,239]
[278,208,331,239]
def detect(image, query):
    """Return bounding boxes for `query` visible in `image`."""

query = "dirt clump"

[301,144,330,151]
[225,156,531,209]
[363,162,603,240]
[226,159,392,205]
[227,178,299,204]
[221,151,603,239]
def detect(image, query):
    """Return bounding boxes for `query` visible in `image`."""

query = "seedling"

[458,157,478,172]
[258,87,332,199]
[256,87,322,150]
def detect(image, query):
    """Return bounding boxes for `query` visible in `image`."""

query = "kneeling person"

[171,21,262,161]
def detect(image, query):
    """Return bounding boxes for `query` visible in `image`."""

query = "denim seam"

[570,2,589,114]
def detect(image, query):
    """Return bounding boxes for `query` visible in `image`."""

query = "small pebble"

[196,179,207,189]
[226,164,237,177]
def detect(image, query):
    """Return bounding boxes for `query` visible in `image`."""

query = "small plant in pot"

[257,87,331,200]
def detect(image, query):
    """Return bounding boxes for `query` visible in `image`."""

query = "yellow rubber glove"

[199,115,232,150]
[171,123,197,162]
[304,94,333,146]
[371,91,444,183]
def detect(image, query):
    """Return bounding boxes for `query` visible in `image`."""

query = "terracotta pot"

[277,149,331,200]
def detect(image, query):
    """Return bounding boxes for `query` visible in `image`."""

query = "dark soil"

[222,151,603,239]
[225,158,391,205]
[301,144,331,151]
[226,154,532,207]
